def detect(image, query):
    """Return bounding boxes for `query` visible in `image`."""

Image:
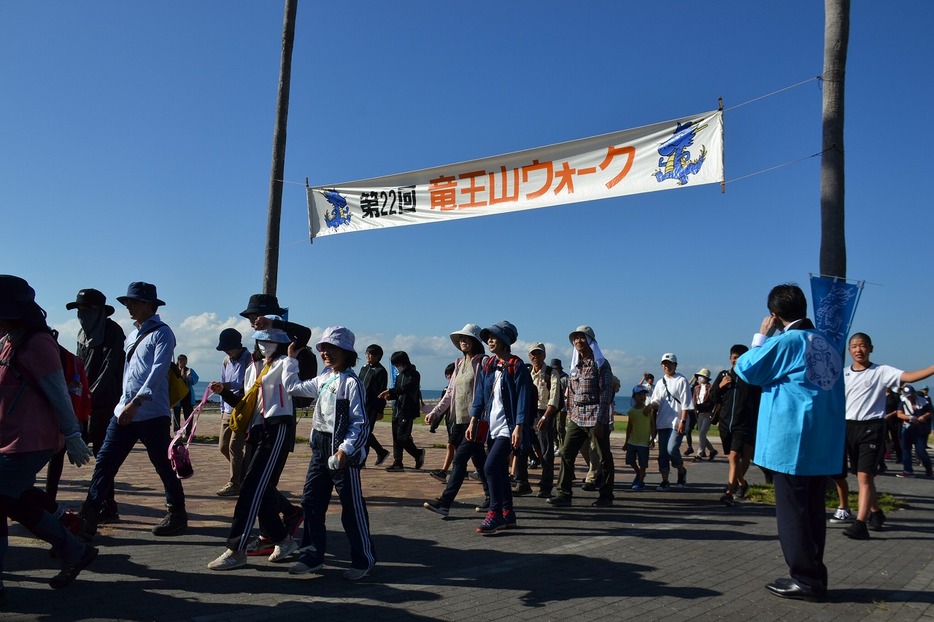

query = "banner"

[810,275,864,354]
[307,110,723,239]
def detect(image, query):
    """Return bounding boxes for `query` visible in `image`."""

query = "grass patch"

[744,483,908,514]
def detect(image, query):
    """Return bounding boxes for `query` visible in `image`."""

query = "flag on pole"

[810,275,864,354]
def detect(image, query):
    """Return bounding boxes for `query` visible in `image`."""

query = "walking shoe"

[656,482,671,492]
[374,450,390,466]
[152,510,187,536]
[385,463,404,472]
[268,536,298,562]
[528,458,540,469]
[246,536,275,557]
[736,481,750,500]
[591,496,613,508]
[289,560,325,575]
[708,450,719,461]
[536,489,552,498]
[208,549,247,571]
[77,511,98,541]
[476,511,506,535]
[631,480,645,491]
[423,499,450,517]
[467,470,482,481]
[692,455,705,463]
[283,507,304,537]
[415,449,426,470]
[216,482,240,497]
[474,497,491,512]
[720,492,735,507]
[546,495,572,507]
[829,508,853,524]
[97,501,120,525]
[49,545,98,589]
[684,447,694,456]
[843,519,870,540]
[512,481,533,496]
[502,509,518,529]
[896,471,913,478]
[868,510,886,532]
[428,469,448,483]
[674,474,687,489]
[581,481,598,492]
[344,565,374,581]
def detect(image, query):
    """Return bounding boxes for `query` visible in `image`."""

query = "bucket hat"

[568,325,596,343]
[250,315,290,343]
[240,293,286,318]
[116,282,164,307]
[216,328,244,351]
[316,326,356,354]
[449,323,483,350]
[66,288,115,317]
[0,275,36,320]
[480,321,518,346]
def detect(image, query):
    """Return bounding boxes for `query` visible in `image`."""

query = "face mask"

[257,341,278,357]
[76,308,102,331]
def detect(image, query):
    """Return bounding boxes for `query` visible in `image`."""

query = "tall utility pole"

[819,0,849,279]
[263,0,298,297]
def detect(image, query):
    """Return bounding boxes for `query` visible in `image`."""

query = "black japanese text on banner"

[307,110,723,240]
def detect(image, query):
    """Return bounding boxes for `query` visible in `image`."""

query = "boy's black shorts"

[844,419,886,475]
[720,425,753,455]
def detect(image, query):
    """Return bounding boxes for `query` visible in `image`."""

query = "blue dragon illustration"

[322,190,351,229]
[654,120,708,185]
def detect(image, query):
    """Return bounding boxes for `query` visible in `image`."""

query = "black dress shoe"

[766,578,827,602]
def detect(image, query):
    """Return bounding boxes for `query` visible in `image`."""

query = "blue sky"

[2,2,932,390]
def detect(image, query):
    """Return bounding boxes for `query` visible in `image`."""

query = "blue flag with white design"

[809,275,863,354]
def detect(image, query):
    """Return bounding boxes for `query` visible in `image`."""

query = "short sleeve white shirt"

[843,363,902,421]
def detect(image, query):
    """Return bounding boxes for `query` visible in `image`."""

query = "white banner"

[307,109,723,239]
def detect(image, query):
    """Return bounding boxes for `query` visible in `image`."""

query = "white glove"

[65,434,93,467]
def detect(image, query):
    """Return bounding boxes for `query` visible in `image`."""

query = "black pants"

[226,419,294,551]
[773,472,828,590]
[535,412,556,493]
[440,439,488,507]
[391,418,420,465]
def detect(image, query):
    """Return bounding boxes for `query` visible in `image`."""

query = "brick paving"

[3,416,933,621]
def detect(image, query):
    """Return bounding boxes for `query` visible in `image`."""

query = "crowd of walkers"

[1,275,932,608]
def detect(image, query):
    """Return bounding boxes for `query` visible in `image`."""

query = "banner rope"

[724,75,822,111]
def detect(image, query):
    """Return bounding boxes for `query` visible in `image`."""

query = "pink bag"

[168,388,211,480]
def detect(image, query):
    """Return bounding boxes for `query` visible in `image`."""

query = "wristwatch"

[132,397,144,407]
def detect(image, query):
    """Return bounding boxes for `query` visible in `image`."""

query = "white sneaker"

[289,560,324,575]
[268,536,298,562]
[343,565,373,581]
[208,549,247,571]
[829,508,853,524]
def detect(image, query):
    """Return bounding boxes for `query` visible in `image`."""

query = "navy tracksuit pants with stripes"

[226,418,294,551]
[298,430,376,571]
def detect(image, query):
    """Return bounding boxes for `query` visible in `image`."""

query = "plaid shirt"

[567,357,613,426]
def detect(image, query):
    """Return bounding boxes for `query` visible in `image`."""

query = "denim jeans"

[484,436,514,513]
[85,416,185,513]
[656,427,684,474]
[901,422,932,474]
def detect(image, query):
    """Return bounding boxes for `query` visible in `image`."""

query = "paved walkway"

[4,418,933,621]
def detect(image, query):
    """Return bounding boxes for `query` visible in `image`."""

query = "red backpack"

[60,346,92,424]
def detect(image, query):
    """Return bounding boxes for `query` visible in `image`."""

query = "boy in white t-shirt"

[831,332,934,540]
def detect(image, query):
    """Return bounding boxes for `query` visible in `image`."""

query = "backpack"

[60,345,92,424]
[0,329,91,423]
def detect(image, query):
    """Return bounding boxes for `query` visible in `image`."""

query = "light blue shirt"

[115,314,176,422]
[735,327,845,475]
